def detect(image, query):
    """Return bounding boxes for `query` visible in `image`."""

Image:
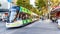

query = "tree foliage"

[16,0,32,10]
[35,0,47,10]
[38,0,46,8]
[16,0,41,16]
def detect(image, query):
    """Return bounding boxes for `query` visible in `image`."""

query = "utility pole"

[48,0,52,19]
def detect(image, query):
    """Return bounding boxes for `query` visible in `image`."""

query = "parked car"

[0,9,10,22]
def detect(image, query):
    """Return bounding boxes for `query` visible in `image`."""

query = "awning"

[52,6,60,12]
[52,8,60,12]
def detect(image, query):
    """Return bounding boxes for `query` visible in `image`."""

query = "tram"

[6,6,39,28]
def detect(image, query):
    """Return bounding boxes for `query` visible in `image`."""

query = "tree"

[16,0,23,6]
[16,0,40,16]
[16,0,32,10]
[35,0,47,10]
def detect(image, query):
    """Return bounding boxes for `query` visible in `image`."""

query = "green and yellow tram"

[6,6,39,28]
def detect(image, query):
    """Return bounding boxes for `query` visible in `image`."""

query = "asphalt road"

[0,21,5,34]
[0,19,60,34]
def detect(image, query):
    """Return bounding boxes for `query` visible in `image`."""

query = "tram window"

[12,11,20,22]
[22,14,26,20]
[13,12,31,21]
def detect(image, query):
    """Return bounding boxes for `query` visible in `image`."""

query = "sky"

[30,0,35,7]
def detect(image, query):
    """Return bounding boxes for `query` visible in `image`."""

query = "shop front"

[50,6,60,22]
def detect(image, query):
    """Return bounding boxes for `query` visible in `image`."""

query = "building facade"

[0,0,10,9]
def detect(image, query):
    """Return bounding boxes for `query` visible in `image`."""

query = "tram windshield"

[8,6,20,23]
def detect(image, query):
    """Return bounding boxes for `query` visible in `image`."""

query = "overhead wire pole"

[48,0,52,19]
